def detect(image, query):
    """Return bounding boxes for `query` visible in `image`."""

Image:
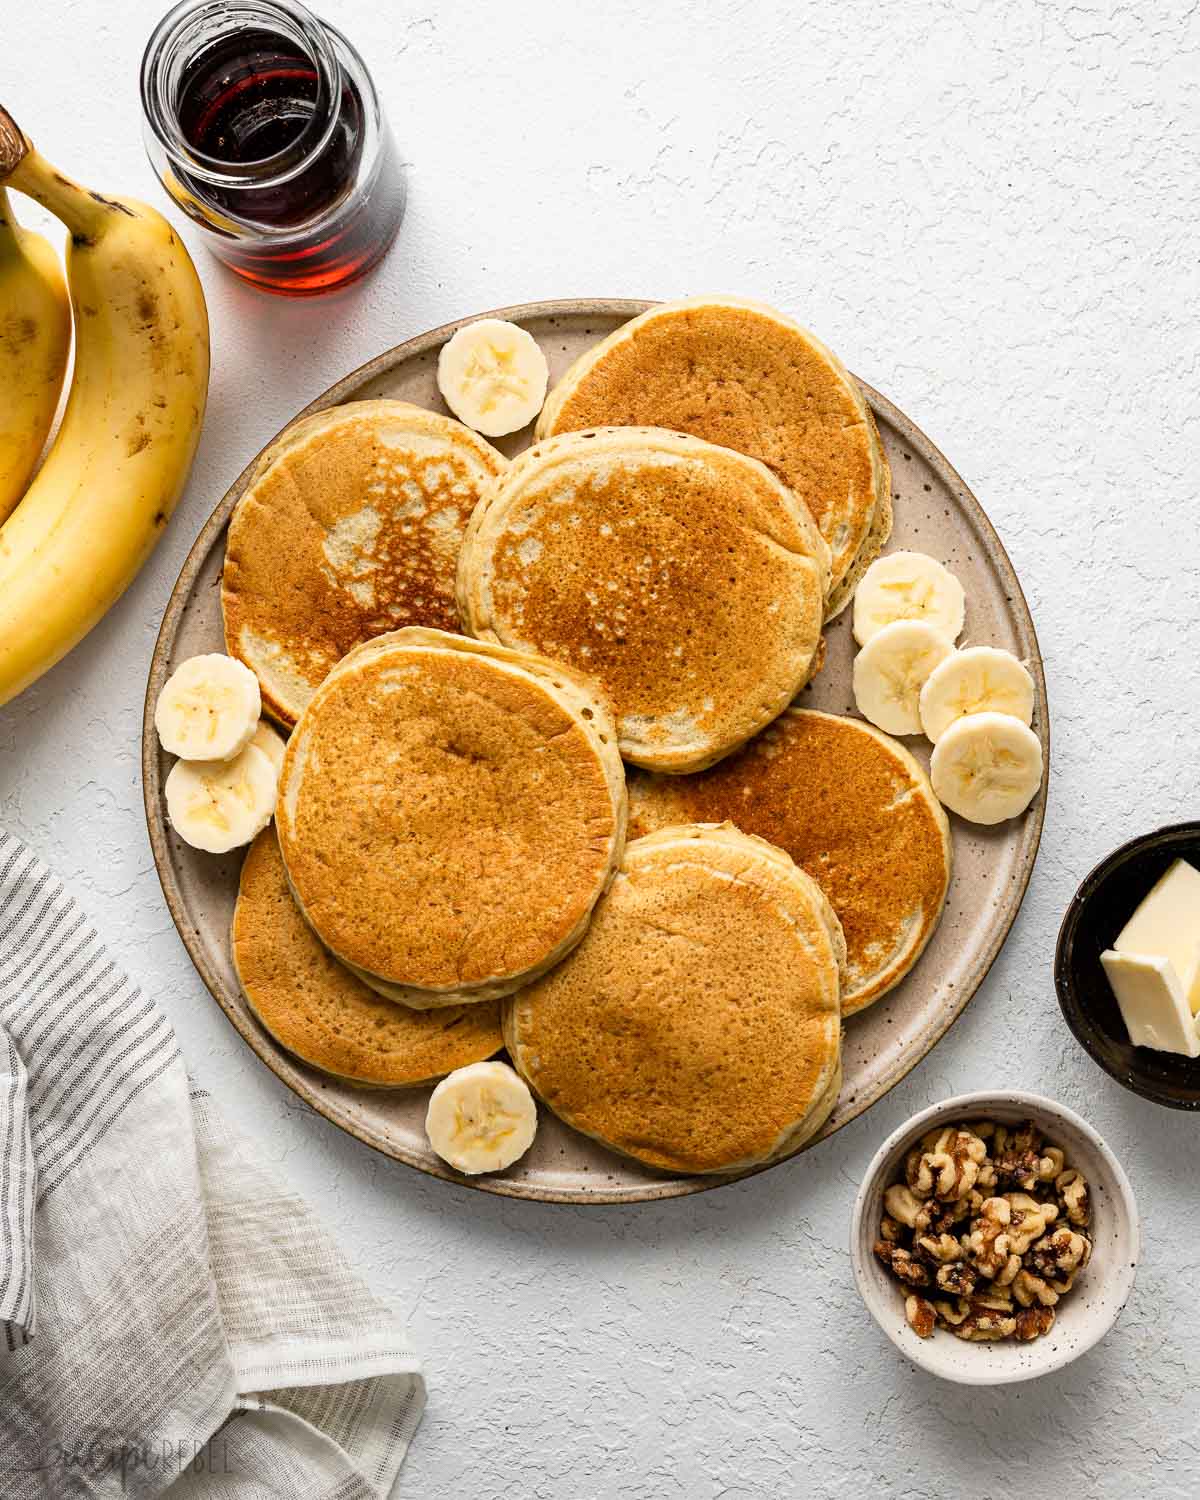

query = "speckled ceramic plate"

[142,299,1048,1204]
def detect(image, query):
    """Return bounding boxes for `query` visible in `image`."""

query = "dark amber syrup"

[175,27,401,294]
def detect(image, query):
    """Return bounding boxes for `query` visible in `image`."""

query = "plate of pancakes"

[143,297,1047,1203]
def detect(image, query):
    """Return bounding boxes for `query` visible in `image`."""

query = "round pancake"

[627,709,952,1015]
[276,627,627,1008]
[536,296,892,615]
[503,824,845,1175]
[222,400,506,727]
[457,426,830,773]
[232,829,502,1086]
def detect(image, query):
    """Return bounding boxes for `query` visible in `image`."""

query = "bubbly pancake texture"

[458,427,830,773]
[627,710,952,1014]
[536,297,892,614]
[503,824,845,1175]
[276,628,626,1007]
[232,830,503,1086]
[222,400,506,726]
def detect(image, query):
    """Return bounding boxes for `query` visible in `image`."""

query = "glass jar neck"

[140,0,342,192]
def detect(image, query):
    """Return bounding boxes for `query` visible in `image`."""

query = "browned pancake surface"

[628,710,951,1013]
[277,636,623,993]
[460,429,827,771]
[504,826,842,1174]
[539,301,888,593]
[222,402,505,725]
[233,830,502,1085]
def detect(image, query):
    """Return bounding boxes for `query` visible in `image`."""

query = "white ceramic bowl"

[850,1090,1139,1384]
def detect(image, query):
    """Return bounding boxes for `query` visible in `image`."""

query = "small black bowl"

[1056,822,1200,1109]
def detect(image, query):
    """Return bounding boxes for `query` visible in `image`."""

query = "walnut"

[915,1232,963,1264]
[883,1183,926,1230]
[964,1197,1013,1277]
[935,1260,978,1297]
[879,1214,905,1244]
[906,1294,937,1339]
[905,1127,989,1201]
[933,1296,968,1327]
[920,1194,975,1235]
[1040,1146,1066,1181]
[1012,1268,1059,1308]
[991,1120,1061,1191]
[1056,1169,1091,1227]
[874,1240,929,1287]
[1004,1193,1058,1255]
[1027,1228,1091,1285]
[939,1292,1017,1342]
[993,1252,1022,1288]
[876,1118,1092,1348]
[1015,1305,1056,1341]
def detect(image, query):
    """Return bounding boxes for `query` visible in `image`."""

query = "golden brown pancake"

[503,824,845,1175]
[232,829,503,1086]
[222,400,506,727]
[457,427,830,773]
[627,709,951,1014]
[276,627,627,1008]
[536,297,892,616]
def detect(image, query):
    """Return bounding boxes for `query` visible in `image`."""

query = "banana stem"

[0,104,127,242]
[0,107,27,181]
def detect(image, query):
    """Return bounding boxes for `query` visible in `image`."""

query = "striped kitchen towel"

[0,831,425,1499]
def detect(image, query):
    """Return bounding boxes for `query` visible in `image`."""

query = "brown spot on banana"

[87,190,135,217]
[0,314,37,354]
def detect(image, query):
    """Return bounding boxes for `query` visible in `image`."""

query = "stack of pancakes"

[224,299,952,1176]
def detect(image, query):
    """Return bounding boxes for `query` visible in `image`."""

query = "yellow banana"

[0,108,209,708]
[0,186,70,523]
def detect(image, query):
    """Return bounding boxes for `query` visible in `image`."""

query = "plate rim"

[141,296,1048,1205]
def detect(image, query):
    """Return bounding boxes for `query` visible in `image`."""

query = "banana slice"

[852,620,954,735]
[929,711,1043,824]
[165,743,277,854]
[437,318,549,437]
[155,654,261,762]
[249,719,287,774]
[425,1060,538,1175]
[852,550,966,647]
[919,646,1035,744]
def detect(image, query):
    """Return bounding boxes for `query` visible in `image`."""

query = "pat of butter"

[1101,950,1200,1058]
[1114,858,1200,999]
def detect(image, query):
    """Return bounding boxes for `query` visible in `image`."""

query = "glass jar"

[140,0,405,296]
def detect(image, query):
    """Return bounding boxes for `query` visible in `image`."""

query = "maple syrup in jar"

[141,0,404,295]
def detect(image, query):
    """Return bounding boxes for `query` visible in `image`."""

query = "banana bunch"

[0,187,70,523]
[0,107,209,708]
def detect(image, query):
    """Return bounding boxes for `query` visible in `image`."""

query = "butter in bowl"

[1056,823,1200,1107]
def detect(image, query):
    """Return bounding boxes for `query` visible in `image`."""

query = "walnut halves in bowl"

[874,1119,1093,1345]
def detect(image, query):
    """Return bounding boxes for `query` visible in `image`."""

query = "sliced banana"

[155,654,261,762]
[165,743,277,854]
[929,711,1043,824]
[425,1060,538,1175]
[249,719,288,774]
[852,551,966,647]
[437,318,549,437]
[919,646,1035,744]
[853,620,954,736]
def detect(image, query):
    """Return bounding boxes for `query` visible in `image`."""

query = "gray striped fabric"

[0,832,424,1498]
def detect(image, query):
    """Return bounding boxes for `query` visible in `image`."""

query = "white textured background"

[3,2,1200,1494]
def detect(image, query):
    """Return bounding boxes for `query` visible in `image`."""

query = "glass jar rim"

[140,0,343,191]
